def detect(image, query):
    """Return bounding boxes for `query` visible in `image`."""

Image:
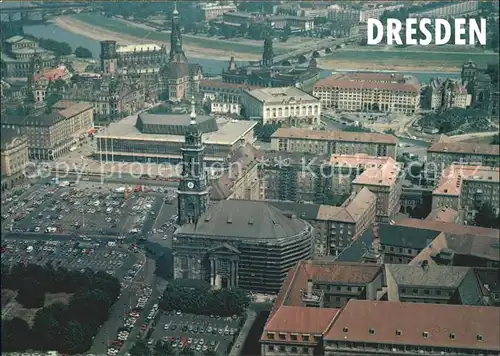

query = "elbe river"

[23,23,461,82]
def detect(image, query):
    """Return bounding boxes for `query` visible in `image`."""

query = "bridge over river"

[272,34,363,66]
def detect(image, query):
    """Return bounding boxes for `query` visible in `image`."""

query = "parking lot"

[0,239,137,280]
[1,181,175,238]
[148,312,242,355]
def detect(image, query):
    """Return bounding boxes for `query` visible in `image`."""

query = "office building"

[1,100,94,160]
[241,86,321,126]
[271,127,398,158]
[95,112,256,164]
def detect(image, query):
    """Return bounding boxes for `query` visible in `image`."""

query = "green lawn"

[325,49,499,67]
[72,14,269,55]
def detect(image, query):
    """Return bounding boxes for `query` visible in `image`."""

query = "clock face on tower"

[187,182,195,189]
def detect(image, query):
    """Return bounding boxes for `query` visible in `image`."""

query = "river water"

[24,23,462,81]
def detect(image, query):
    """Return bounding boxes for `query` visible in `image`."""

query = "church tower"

[170,3,186,62]
[262,36,274,67]
[177,98,210,225]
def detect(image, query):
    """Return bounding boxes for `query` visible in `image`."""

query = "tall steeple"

[170,2,185,61]
[262,36,274,67]
[177,97,210,226]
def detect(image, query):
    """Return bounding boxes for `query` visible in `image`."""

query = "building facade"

[1,128,29,191]
[313,73,421,115]
[1,36,56,78]
[241,86,321,126]
[172,102,313,293]
[271,127,398,158]
[427,142,500,177]
[222,39,320,91]
[1,101,94,160]
[423,78,470,111]
[159,7,203,102]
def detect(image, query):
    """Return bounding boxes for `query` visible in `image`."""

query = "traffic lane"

[52,174,180,187]
[89,255,150,355]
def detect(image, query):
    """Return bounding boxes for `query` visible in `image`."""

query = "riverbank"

[53,15,498,72]
[317,58,461,72]
[53,16,261,61]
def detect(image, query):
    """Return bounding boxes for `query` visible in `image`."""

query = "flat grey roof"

[96,114,257,146]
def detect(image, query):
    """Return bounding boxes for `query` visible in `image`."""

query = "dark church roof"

[175,200,308,239]
[136,112,217,135]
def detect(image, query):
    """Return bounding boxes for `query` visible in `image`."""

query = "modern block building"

[271,128,398,158]
[427,141,500,173]
[94,112,257,164]
[432,165,500,223]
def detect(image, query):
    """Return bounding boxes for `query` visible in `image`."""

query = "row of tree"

[1,263,121,354]
[159,279,250,317]
[419,108,490,134]
[130,339,219,356]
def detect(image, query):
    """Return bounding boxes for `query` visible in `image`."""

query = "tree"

[208,25,218,37]
[16,278,45,308]
[2,317,32,352]
[129,340,149,356]
[281,24,291,42]
[474,203,500,229]
[203,350,219,356]
[153,340,173,356]
[74,46,93,59]
[492,134,500,145]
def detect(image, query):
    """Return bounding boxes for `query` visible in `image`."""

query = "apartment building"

[269,187,376,258]
[241,86,321,126]
[0,101,94,160]
[271,128,397,158]
[313,73,420,115]
[411,231,499,269]
[423,78,470,111]
[385,264,484,305]
[33,65,72,105]
[351,157,403,222]
[427,142,500,174]
[323,300,500,356]
[358,4,404,22]
[432,165,500,222]
[410,0,479,18]
[210,144,260,201]
[1,127,29,191]
[261,261,384,356]
[223,12,314,31]
[262,260,500,356]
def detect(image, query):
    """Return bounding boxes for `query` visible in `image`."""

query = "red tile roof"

[263,306,339,340]
[34,65,69,82]
[275,261,383,309]
[395,219,500,238]
[428,141,500,156]
[314,73,419,93]
[324,300,500,351]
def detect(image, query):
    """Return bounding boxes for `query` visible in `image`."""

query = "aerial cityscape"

[0,1,499,356]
